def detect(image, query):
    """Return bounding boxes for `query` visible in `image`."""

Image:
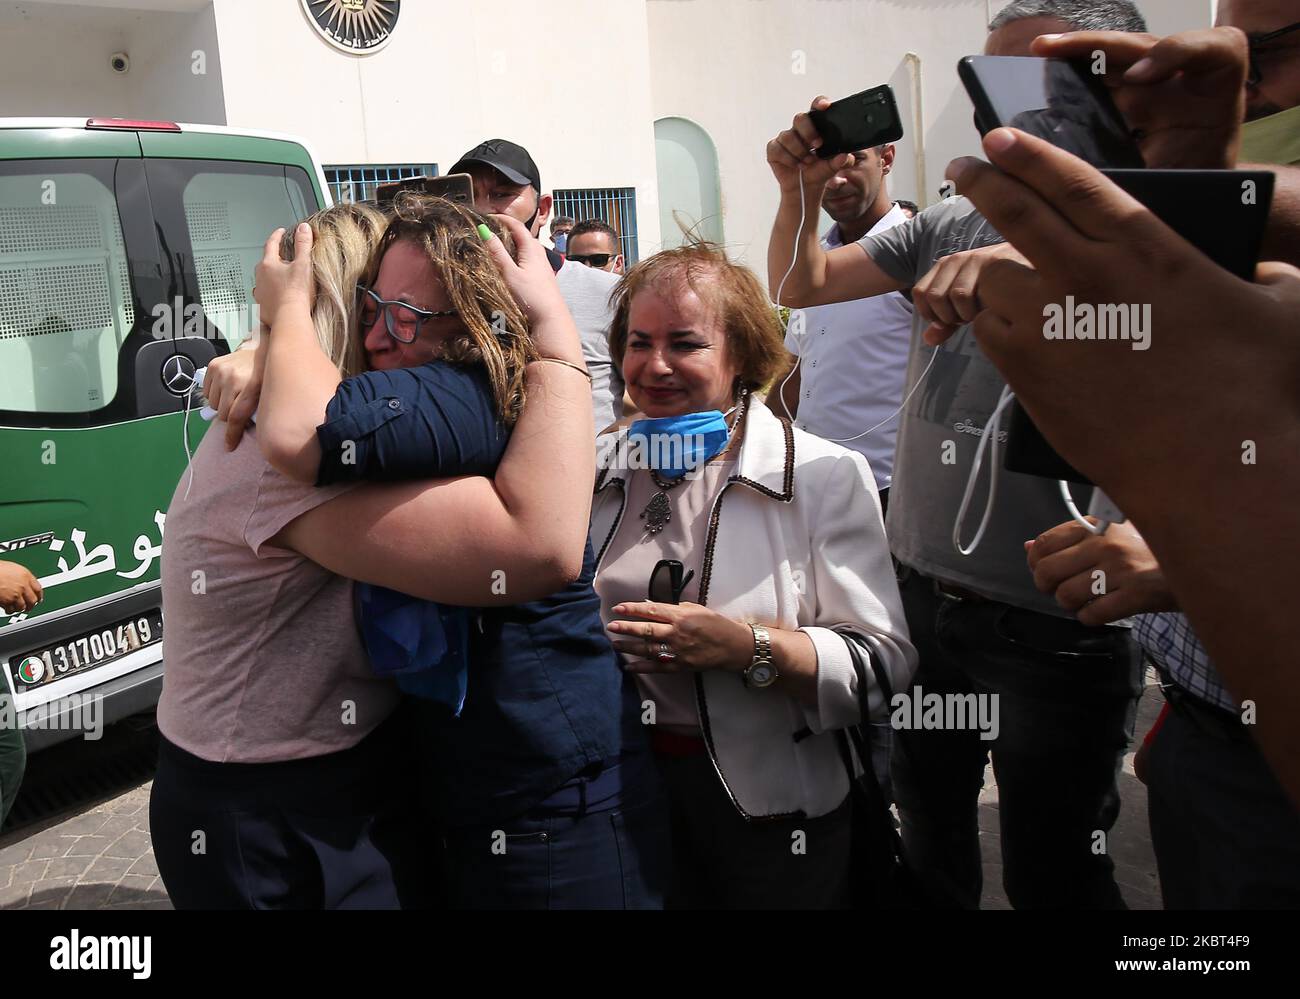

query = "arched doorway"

[654,117,722,249]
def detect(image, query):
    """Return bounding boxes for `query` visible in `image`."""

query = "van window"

[0,166,135,414]
[182,168,313,346]
[142,161,315,350]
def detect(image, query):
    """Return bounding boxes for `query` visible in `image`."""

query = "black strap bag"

[836,634,927,909]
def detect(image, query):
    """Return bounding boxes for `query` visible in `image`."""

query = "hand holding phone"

[808,85,904,159]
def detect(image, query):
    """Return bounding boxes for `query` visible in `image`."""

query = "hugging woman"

[151,196,666,909]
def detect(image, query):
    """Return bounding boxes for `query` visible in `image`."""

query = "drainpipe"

[903,52,927,207]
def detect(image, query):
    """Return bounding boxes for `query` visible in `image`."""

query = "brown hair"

[279,201,388,380]
[609,242,787,395]
[367,192,537,425]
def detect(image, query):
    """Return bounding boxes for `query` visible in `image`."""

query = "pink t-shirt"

[157,424,399,763]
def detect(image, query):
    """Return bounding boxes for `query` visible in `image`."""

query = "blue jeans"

[440,753,670,909]
[891,566,1142,908]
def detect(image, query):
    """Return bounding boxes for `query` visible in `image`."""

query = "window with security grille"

[552,188,639,265]
[0,169,134,414]
[324,163,438,205]
[177,167,314,347]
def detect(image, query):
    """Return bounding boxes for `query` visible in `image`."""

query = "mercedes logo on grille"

[162,354,197,396]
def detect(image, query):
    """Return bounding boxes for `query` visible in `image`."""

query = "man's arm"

[766,98,906,307]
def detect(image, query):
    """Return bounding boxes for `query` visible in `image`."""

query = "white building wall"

[647,0,1217,264]
[209,0,663,250]
[0,1,224,122]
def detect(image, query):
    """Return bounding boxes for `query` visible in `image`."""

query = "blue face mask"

[554,233,568,254]
[627,409,732,480]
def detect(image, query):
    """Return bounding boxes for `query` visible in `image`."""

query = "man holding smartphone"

[451,139,625,434]
[765,142,912,515]
[765,0,1150,910]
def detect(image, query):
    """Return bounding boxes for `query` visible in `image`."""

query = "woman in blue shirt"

[246,195,667,908]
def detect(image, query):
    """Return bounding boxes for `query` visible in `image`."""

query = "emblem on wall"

[300,0,400,54]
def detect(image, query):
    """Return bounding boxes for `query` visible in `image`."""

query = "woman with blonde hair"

[591,242,916,908]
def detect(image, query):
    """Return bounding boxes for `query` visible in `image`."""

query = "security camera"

[110,52,130,74]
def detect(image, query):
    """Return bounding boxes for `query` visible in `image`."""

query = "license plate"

[8,610,164,692]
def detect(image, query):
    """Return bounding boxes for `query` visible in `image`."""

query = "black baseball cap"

[450,139,541,192]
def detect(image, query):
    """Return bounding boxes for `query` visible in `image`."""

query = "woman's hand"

[480,213,584,366]
[607,600,755,674]
[253,223,316,330]
[203,338,267,449]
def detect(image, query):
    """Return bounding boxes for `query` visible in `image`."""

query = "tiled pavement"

[0,784,171,910]
[0,677,1165,911]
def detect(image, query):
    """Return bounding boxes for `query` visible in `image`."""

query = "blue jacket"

[316,360,645,826]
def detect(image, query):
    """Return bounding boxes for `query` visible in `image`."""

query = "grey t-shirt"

[556,260,625,434]
[859,195,1084,616]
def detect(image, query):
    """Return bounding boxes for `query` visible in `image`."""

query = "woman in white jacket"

[592,243,916,908]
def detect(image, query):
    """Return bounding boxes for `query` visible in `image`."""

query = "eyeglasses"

[568,253,615,268]
[1247,21,1300,88]
[356,285,457,344]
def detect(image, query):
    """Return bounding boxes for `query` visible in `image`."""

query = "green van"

[0,118,329,750]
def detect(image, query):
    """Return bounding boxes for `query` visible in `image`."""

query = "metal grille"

[552,188,639,265]
[194,252,249,312]
[0,205,104,255]
[0,262,114,339]
[185,201,233,244]
[324,163,438,205]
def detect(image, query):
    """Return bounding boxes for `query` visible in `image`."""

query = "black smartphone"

[649,559,694,605]
[958,55,1144,168]
[375,172,475,207]
[809,85,904,159]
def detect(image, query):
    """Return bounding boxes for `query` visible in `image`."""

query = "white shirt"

[783,204,913,490]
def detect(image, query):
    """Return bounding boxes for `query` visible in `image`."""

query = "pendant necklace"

[640,468,687,535]
[638,394,746,536]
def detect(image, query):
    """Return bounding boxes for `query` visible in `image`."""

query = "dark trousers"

[1148,702,1300,908]
[891,566,1142,909]
[0,693,25,827]
[440,752,671,910]
[149,719,432,910]
[655,751,852,909]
